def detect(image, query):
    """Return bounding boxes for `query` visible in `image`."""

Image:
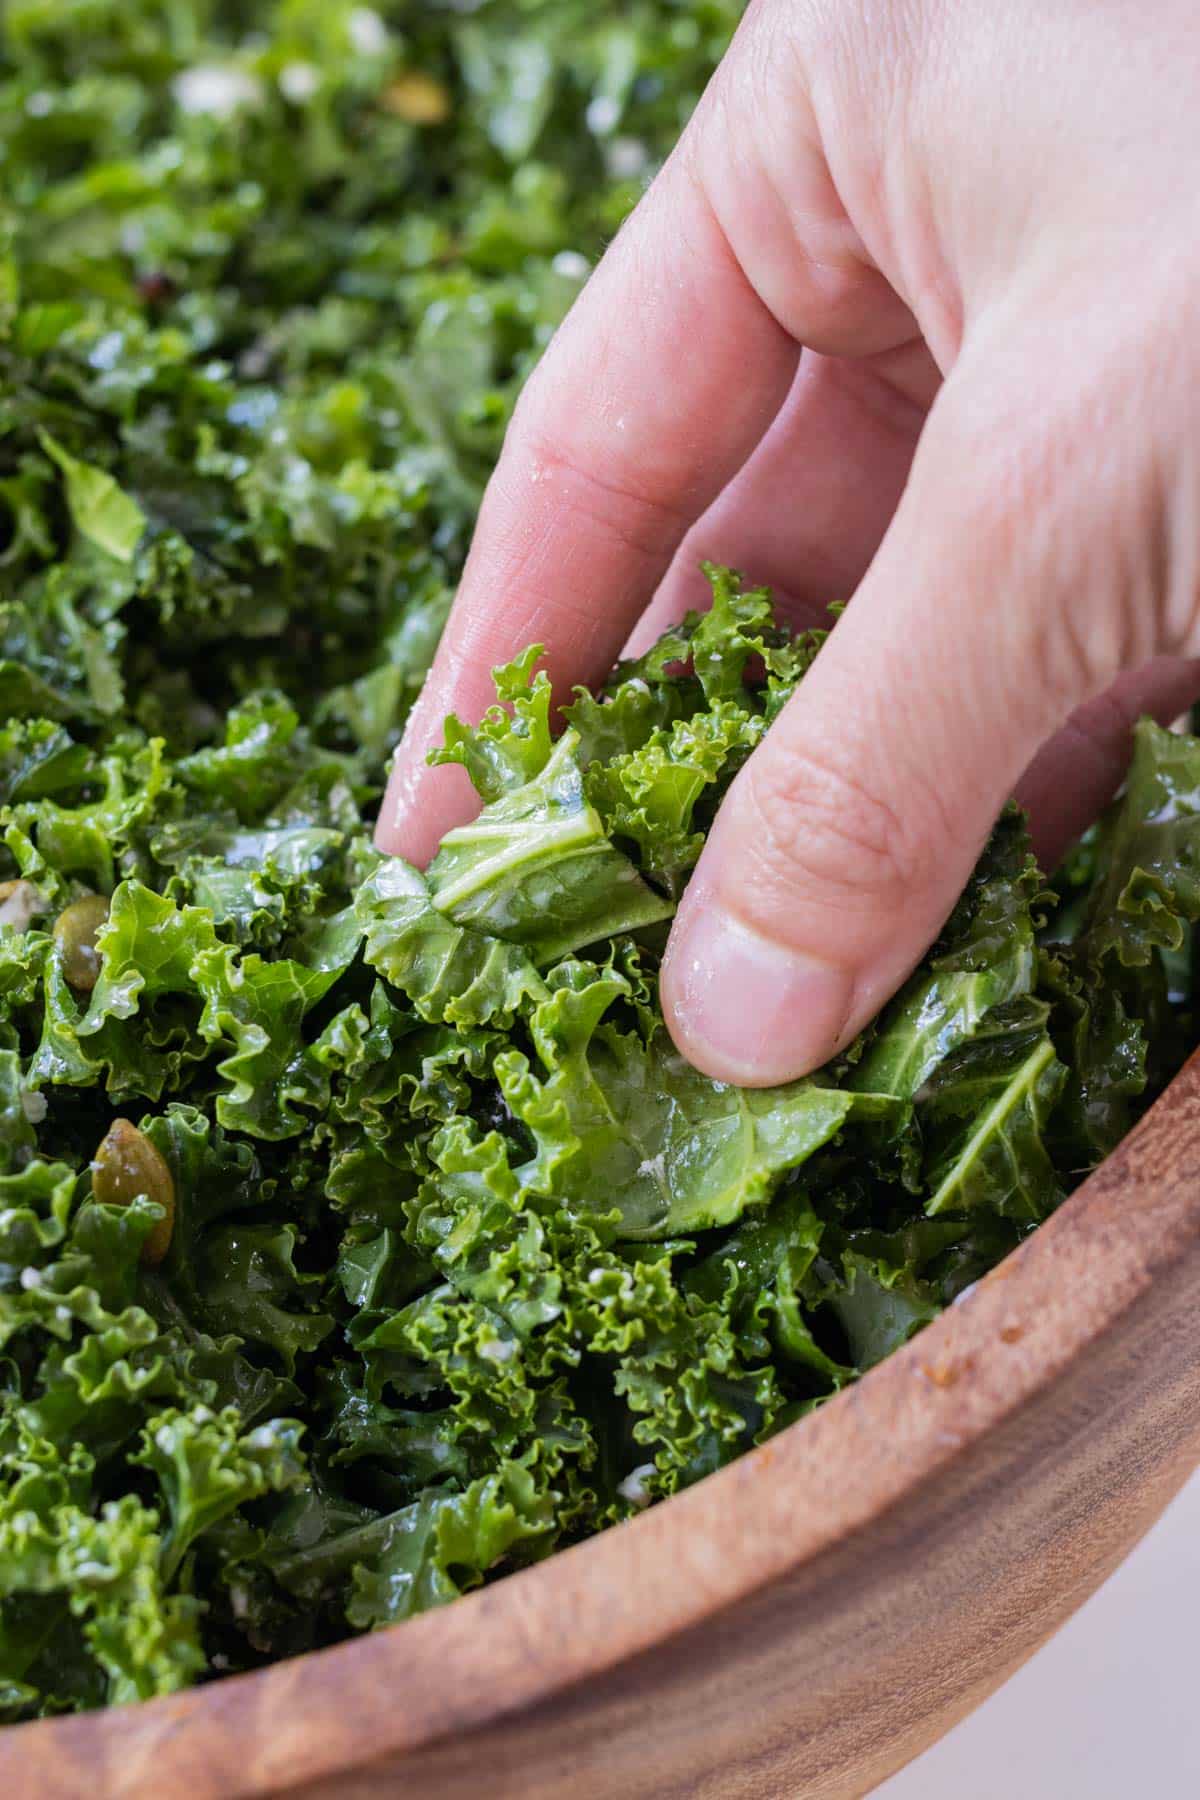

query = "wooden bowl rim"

[11,1052,1200,1794]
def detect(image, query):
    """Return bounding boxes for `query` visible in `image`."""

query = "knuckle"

[697,0,903,350]
[736,741,933,918]
[502,408,692,568]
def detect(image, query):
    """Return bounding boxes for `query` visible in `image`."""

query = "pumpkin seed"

[92,1119,175,1265]
[53,894,110,991]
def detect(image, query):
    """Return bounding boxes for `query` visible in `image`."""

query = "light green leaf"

[428,727,675,962]
[38,432,146,563]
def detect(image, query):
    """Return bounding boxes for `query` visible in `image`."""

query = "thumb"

[660,343,1164,1085]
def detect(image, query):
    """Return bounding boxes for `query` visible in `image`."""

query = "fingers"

[375,148,799,863]
[1016,658,1200,868]
[660,340,1159,1086]
[625,341,939,654]
[375,0,923,865]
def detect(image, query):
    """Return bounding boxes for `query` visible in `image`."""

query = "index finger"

[374,139,798,863]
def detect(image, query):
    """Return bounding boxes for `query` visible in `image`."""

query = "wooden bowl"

[9,1051,1200,1800]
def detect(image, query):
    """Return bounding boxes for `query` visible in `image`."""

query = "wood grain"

[9,1052,1200,1800]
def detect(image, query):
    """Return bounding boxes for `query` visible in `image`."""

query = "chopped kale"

[0,0,1196,1721]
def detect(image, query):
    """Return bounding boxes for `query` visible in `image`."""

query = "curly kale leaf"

[427,707,675,960]
[499,963,900,1238]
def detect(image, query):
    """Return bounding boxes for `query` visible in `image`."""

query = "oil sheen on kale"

[1,1,1198,1721]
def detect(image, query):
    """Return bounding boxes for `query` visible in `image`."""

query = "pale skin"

[377,0,1200,1086]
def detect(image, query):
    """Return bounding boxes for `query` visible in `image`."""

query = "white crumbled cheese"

[25,91,53,117]
[551,249,590,283]
[155,1424,176,1452]
[230,1586,250,1619]
[585,94,620,136]
[20,1089,48,1124]
[348,7,388,54]
[617,1464,656,1509]
[55,1306,71,1326]
[211,1653,231,1671]
[173,65,264,117]
[18,1267,42,1291]
[279,61,320,103]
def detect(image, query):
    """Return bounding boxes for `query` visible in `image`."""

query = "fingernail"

[662,902,853,1086]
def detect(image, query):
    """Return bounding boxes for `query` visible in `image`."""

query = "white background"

[878,1469,1200,1798]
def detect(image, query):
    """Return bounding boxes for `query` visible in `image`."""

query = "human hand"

[376,0,1200,1085]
